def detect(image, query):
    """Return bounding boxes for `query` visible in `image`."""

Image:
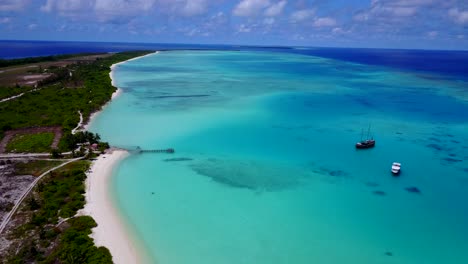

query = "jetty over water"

[115,145,175,154]
[139,148,175,154]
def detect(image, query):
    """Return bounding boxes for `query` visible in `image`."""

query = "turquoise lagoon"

[89,51,468,263]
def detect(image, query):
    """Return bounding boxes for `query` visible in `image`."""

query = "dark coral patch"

[442,157,462,163]
[163,157,193,162]
[312,166,350,179]
[328,170,347,177]
[426,143,443,151]
[373,190,386,196]
[405,186,421,194]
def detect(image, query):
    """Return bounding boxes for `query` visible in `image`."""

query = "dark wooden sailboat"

[356,125,375,149]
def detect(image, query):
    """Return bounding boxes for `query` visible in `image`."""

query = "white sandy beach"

[80,149,146,264]
[80,53,159,263]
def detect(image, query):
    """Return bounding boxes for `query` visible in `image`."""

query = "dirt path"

[0,156,84,234]
[71,111,82,135]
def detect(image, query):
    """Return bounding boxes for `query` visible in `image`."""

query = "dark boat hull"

[355,140,375,149]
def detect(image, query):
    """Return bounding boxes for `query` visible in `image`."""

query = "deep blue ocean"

[1,40,467,80]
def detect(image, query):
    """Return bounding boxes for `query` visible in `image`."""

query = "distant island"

[0,50,153,263]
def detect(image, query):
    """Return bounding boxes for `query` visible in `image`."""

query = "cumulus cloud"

[427,30,438,38]
[94,0,156,22]
[264,1,287,17]
[332,27,351,35]
[353,0,436,22]
[313,17,337,27]
[40,0,156,22]
[449,8,468,24]
[290,9,315,22]
[0,17,11,23]
[263,17,275,25]
[233,0,270,17]
[237,23,252,32]
[0,0,30,11]
[180,0,209,16]
[41,0,94,14]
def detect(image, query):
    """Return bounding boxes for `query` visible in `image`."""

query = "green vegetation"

[0,51,152,146]
[43,216,113,264]
[7,161,112,263]
[35,162,88,221]
[0,85,33,100]
[1,51,151,263]
[0,53,96,68]
[54,160,89,174]
[60,131,108,153]
[6,132,55,153]
[14,160,63,176]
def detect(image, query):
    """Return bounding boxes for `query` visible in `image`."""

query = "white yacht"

[391,162,401,175]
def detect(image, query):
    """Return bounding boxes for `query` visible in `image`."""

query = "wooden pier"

[136,147,175,154]
[114,146,175,154]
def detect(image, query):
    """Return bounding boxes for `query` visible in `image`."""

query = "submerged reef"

[404,186,421,194]
[163,157,193,162]
[373,190,387,196]
[311,166,350,179]
[190,158,310,191]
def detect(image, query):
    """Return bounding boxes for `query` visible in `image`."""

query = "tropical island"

[0,50,153,263]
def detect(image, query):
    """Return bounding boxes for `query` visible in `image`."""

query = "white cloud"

[332,27,351,35]
[0,17,11,24]
[94,0,156,21]
[237,23,252,32]
[449,8,468,25]
[0,0,30,11]
[41,0,94,13]
[180,0,209,16]
[313,17,337,27]
[28,23,37,30]
[233,0,270,17]
[41,0,157,22]
[292,34,304,40]
[263,17,275,25]
[353,0,435,22]
[264,1,286,17]
[427,30,438,38]
[290,9,315,22]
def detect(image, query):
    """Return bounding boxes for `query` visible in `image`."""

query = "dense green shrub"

[0,51,153,140]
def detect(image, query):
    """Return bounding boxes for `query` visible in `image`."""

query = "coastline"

[83,51,158,131]
[81,53,158,263]
[79,149,146,264]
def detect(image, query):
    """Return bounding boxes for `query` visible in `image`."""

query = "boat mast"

[367,124,371,140]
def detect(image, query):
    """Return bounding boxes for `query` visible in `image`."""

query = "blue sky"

[0,0,467,50]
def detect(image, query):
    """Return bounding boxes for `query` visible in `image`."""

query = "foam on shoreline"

[81,52,159,263]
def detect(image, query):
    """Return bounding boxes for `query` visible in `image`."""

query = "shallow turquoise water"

[90,51,468,263]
